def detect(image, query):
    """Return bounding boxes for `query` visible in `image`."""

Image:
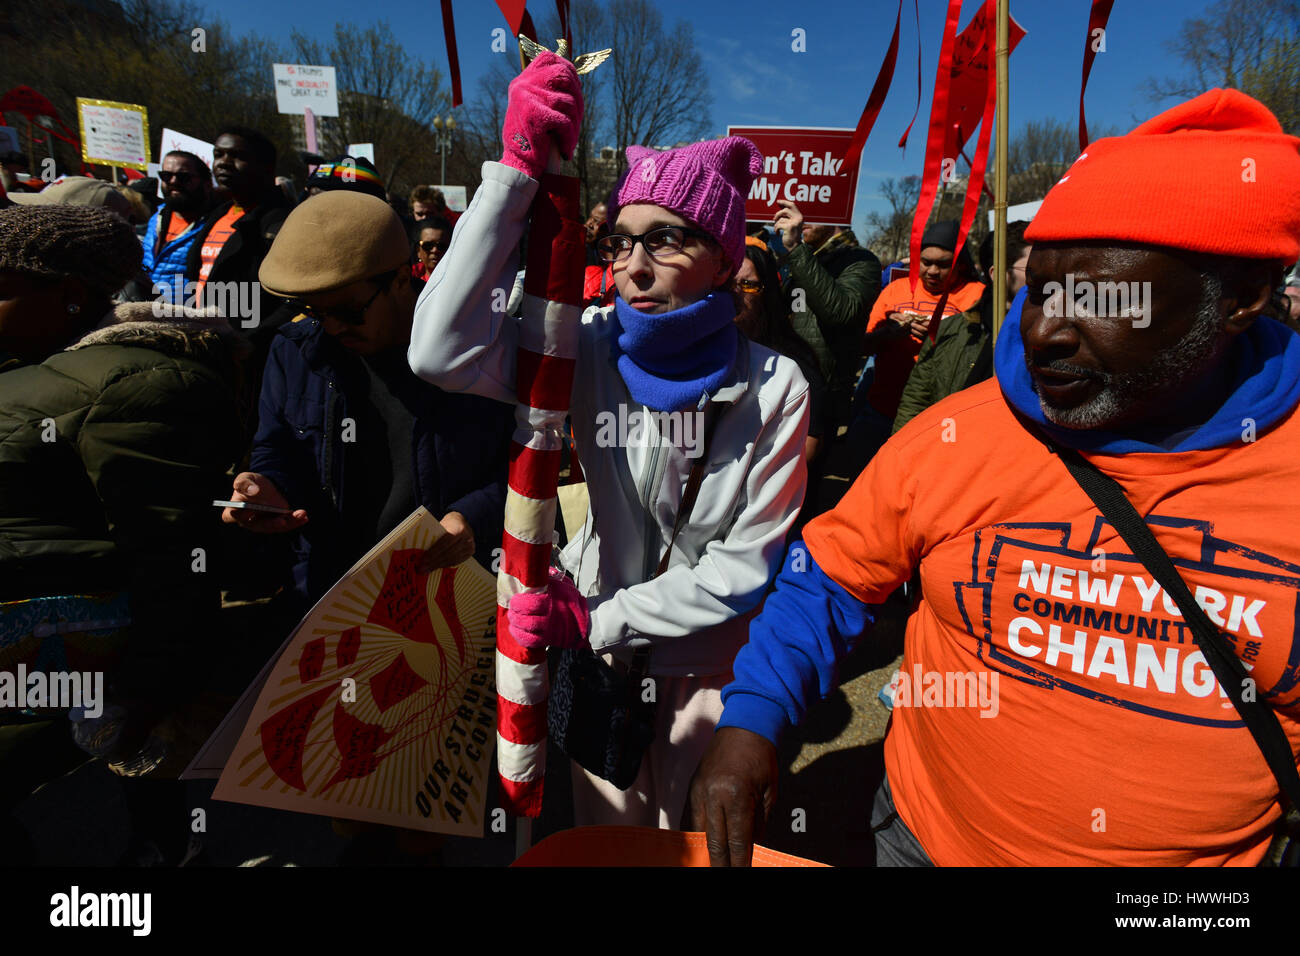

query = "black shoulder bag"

[1044,436,1300,866]
[548,418,717,791]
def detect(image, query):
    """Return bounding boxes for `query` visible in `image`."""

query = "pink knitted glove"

[500,50,584,180]
[508,567,592,650]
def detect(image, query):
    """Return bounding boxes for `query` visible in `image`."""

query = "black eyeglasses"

[419,239,448,254]
[596,225,714,263]
[291,282,386,326]
[158,170,196,184]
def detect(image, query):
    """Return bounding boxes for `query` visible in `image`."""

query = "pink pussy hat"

[609,136,764,274]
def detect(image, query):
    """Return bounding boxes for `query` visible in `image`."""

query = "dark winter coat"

[184,189,292,346]
[248,316,513,602]
[182,189,293,440]
[892,293,994,434]
[0,303,247,706]
[784,229,883,422]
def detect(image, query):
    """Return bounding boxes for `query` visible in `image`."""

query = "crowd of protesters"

[1,53,1299,869]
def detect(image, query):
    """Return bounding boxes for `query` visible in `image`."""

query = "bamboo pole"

[992,0,1010,339]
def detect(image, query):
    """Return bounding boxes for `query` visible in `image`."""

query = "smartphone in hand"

[212,499,294,515]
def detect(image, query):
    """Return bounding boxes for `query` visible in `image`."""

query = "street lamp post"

[432,114,456,188]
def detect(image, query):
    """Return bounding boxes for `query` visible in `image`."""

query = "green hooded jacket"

[0,303,246,705]
[892,294,994,434]
[784,229,883,409]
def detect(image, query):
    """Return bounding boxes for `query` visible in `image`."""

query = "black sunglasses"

[290,282,386,327]
[419,239,448,253]
[158,170,196,184]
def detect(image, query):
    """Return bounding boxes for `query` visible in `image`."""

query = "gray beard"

[1030,284,1225,430]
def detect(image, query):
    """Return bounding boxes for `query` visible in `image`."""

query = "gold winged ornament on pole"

[518,34,612,74]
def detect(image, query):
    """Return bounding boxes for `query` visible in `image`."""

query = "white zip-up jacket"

[409,161,810,676]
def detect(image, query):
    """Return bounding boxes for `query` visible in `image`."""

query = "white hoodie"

[409,161,810,676]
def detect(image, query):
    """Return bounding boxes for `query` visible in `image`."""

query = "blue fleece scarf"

[995,288,1300,453]
[611,291,739,412]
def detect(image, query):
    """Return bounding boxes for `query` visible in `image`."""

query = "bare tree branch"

[291,20,449,190]
[1146,0,1300,133]
[605,0,712,171]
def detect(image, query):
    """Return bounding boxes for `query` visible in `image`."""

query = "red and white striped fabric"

[496,171,585,817]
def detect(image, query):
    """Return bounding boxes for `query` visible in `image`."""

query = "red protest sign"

[727,126,860,227]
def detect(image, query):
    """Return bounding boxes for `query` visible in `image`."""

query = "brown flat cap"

[259,191,410,296]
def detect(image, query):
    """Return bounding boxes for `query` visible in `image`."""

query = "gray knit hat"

[0,204,142,297]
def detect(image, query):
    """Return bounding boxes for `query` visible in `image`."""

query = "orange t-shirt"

[804,379,1300,866]
[164,209,194,244]
[194,204,244,299]
[865,276,985,419]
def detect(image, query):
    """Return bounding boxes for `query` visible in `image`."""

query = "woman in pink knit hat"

[409,52,811,829]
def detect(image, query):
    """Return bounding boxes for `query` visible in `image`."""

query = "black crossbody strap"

[629,405,722,680]
[653,405,722,579]
[1048,439,1300,816]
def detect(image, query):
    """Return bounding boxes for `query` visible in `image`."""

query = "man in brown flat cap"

[220,191,513,609]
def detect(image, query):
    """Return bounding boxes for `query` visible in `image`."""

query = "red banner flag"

[898,0,923,149]
[841,0,903,177]
[910,0,1009,344]
[557,0,572,52]
[440,0,463,108]
[943,2,1025,160]
[495,0,530,35]
[1080,0,1116,151]
[950,9,998,286]
[908,0,964,293]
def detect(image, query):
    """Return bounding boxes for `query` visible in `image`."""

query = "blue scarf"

[996,288,1300,453]
[611,292,739,412]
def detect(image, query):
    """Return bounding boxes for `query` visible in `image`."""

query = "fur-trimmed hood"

[67,301,253,367]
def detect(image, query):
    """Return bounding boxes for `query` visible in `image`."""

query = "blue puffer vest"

[141,205,207,302]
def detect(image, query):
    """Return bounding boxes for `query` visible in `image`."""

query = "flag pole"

[515,817,532,859]
[992,0,1010,339]
[304,107,318,157]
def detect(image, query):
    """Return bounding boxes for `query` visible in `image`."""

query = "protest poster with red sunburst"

[211,508,498,835]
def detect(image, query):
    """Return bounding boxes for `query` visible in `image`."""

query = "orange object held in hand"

[512,825,828,867]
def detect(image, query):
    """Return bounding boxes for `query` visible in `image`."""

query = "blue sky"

[204,0,1219,232]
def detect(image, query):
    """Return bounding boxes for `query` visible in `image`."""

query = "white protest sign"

[273,64,339,117]
[987,200,1042,230]
[159,128,216,181]
[76,98,150,170]
[346,143,374,164]
[435,185,467,212]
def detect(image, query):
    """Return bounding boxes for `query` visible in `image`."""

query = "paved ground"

[13,434,903,867]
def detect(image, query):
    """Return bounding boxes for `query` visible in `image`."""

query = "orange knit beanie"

[1025,89,1300,261]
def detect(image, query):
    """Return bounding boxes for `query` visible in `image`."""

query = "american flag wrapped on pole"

[494,162,582,817]
[495,36,608,819]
